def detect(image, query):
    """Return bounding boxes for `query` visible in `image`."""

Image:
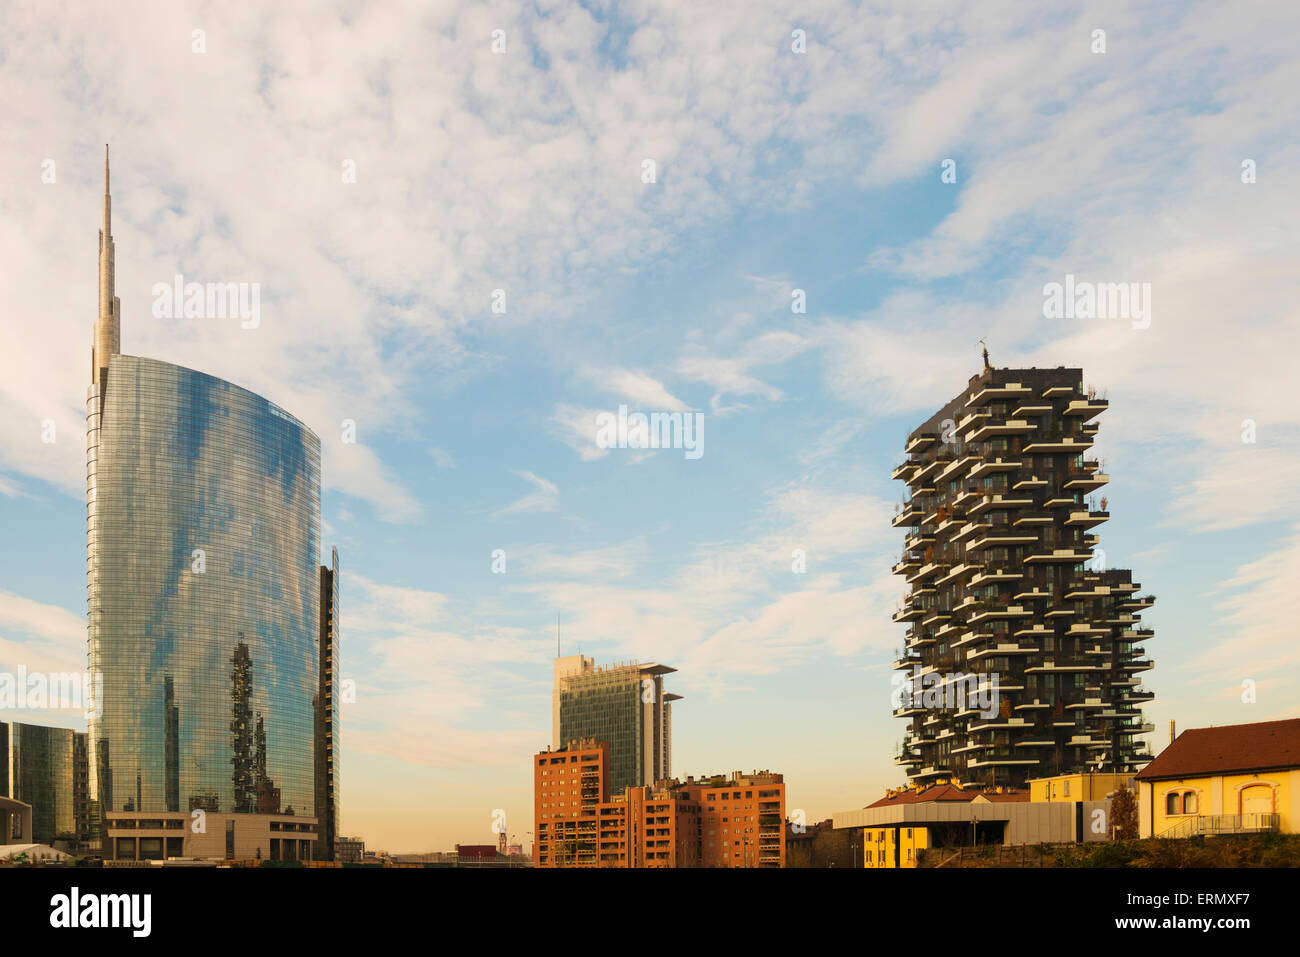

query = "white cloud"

[496,470,558,515]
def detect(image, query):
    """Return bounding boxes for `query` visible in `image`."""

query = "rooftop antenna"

[977,338,991,373]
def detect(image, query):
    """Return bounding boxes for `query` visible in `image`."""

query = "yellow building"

[1135,717,1300,838]
[1029,772,1133,803]
[863,823,929,868]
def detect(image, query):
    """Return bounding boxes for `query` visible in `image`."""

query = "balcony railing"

[1158,813,1280,839]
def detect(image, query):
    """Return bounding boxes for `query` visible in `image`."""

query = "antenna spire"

[93,144,121,396]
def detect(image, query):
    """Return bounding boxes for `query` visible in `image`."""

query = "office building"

[0,721,93,846]
[552,655,681,797]
[891,363,1156,787]
[84,149,335,860]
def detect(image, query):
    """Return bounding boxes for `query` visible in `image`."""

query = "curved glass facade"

[87,355,320,816]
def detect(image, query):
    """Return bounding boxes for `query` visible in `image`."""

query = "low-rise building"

[834,776,1119,867]
[1135,717,1300,838]
[335,836,365,862]
[104,811,317,863]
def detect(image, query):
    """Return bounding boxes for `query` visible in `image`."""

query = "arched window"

[1183,791,1198,814]
[1166,791,1181,815]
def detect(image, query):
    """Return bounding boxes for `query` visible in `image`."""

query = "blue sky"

[1,0,1299,851]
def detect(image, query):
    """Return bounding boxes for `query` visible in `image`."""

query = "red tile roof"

[866,783,1028,808]
[1135,717,1300,780]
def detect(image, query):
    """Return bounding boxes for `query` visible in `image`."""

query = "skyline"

[2,1,1299,853]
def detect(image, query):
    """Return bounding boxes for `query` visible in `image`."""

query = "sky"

[1,0,1298,853]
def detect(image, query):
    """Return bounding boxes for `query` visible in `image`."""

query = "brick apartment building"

[534,740,785,867]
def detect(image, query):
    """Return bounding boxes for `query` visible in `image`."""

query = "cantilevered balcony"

[970,567,1023,587]
[892,502,922,527]
[968,493,1034,516]
[965,382,1033,407]
[966,418,1037,444]
[968,604,1032,625]
[892,604,925,623]
[1013,402,1052,417]
[1023,434,1094,453]
[968,457,1021,480]
[1063,398,1109,420]
[937,562,982,586]
[1065,470,1109,491]
[1065,509,1109,528]
[967,531,1039,552]
[912,457,945,484]
[892,554,922,576]
[905,432,937,453]
[1024,547,1093,564]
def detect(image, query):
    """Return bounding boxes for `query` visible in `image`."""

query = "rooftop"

[1135,717,1300,781]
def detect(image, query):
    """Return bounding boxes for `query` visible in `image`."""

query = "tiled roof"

[866,783,1028,808]
[1135,717,1300,780]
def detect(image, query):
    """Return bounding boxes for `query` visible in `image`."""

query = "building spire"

[93,144,121,393]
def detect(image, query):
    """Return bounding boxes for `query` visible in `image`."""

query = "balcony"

[1159,814,1280,839]
[1065,471,1109,491]
[968,457,1021,480]
[968,494,1034,516]
[892,503,923,527]
[912,458,945,484]
[965,418,1037,444]
[1063,398,1109,420]
[1065,510,1109,528]
[1023,434,1094,453]
[906,433,937,453]
[1012,512,1054,526]
[1024,547,1093,564]
[967,534,1039,555]
[968,603,1032,625]
[970,567,1023,587]
[938,455,978,483]
[965,382,1033,407]
[892,461,919,482]
[892,555,922,576]
[892,604,924,623]
[1013,402,1052,417]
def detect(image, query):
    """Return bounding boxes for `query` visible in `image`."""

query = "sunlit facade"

[87,355,321,817]
[85,150,326,838]
[1,721,91,844]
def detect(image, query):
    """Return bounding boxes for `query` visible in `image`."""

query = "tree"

[1111,786,1138,840]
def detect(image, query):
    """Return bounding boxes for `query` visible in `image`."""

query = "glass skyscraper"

[86,148,327,822]
[1,722,90,844]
